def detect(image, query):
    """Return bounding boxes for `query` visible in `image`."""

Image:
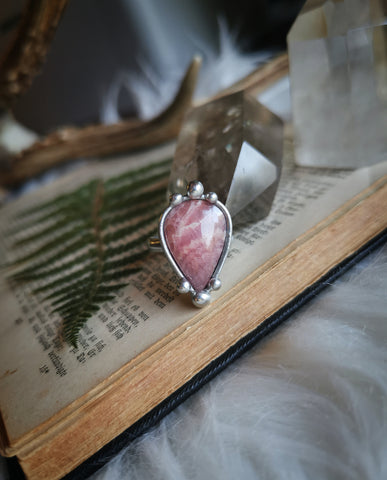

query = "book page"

[1,102,386,449]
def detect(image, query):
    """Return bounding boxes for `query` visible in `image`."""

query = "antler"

[0,56,201,186]
[0,0,69,108]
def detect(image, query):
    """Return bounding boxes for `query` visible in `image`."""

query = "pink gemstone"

[164,200,226,292]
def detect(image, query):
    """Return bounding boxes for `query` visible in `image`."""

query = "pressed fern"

[8,158,171,347]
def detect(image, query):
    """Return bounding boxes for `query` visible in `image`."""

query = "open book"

[1,93,387,479]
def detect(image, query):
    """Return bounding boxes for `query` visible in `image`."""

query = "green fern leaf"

[8,158,171,347]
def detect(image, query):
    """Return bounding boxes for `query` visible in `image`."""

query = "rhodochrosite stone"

[163,200,226,292]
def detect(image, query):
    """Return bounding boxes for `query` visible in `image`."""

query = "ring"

[149,181,232,307]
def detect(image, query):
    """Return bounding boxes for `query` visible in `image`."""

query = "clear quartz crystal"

[169,91,283,225]
[287,0,387,168]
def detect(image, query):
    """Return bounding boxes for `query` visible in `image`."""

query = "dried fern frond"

[8,158,171,346]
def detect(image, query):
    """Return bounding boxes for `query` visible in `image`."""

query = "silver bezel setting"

[159,181,232,307]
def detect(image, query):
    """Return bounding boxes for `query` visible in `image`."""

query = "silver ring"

[149,181,232,307]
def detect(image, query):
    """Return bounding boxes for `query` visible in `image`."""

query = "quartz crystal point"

[287,0,387,168]
[168,91,283,225]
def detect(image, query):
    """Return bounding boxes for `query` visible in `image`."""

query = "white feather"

[90,243,387,480]
[101,19,271,124]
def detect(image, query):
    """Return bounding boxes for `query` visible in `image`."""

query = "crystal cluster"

[169,91,283,225]
[288,0,387,168]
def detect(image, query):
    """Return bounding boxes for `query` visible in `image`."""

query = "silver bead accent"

[187,181,204,199]
[177,279,191,294]
[206,192,218,204]
[192,291,211,307]
[169,193,183,206]
[209,278,221,290]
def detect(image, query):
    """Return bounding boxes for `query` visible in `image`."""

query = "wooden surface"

[10,175,387,479]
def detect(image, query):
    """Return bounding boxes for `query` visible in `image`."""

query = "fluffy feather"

[101,19,271,124]
[89,243,387,480]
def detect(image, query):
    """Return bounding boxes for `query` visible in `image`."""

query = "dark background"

[1,0,305,132]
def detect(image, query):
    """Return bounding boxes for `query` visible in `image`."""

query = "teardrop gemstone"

[163,200,227,292]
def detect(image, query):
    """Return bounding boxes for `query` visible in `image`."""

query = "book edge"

[1,174,386,460]
[9,178,387,479]
[5,227,387,480]
[62,226,387,480]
